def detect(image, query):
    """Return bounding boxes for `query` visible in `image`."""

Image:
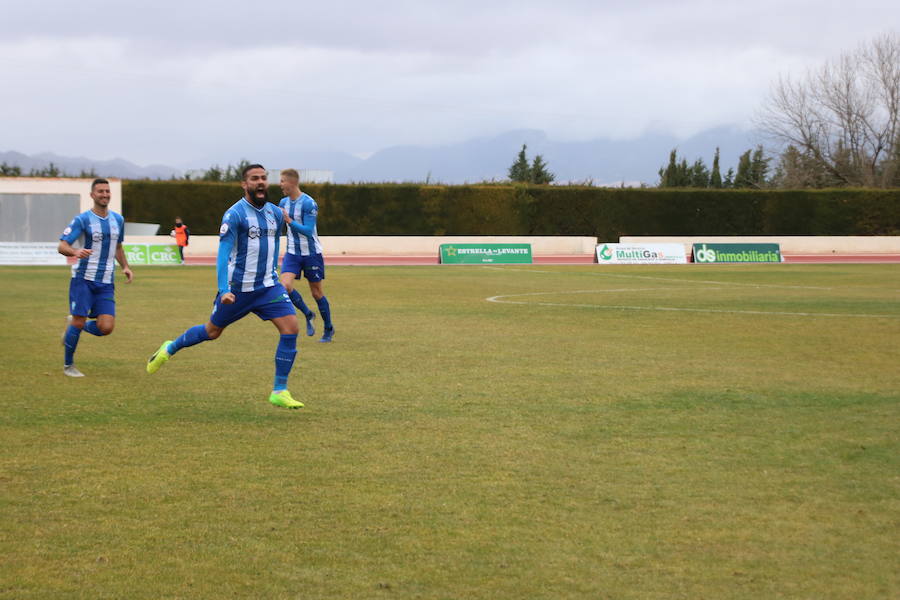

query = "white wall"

[0,177,123,242]
[0,177,122,214]
[125,235,600,256]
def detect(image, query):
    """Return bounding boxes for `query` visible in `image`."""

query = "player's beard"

[248,185,268,208]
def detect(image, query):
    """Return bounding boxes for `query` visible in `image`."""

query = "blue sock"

[83,320,104,336]
[168,324,211,355]
[64,325,81,366]
[289,290,313,318]
[273,334,297,391]
[316,296,333,329]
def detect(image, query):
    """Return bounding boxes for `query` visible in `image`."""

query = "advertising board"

[596,243,687,264]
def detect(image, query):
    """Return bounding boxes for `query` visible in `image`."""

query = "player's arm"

[184,226,190,245]
[282,207,316,236]
[273,209,283,275]
[277,199,290,235]
[58,239,91,259]
[217,214,237,304]
[115,243,134,283]
[58,217,91,259]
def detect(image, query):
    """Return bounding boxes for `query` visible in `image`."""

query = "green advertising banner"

[692,243,782,263]
[440,243,533,264]
[123,244,149,265]
[148,244,181,265]
[123,243,180,265]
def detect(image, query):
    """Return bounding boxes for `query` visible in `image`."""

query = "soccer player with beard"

[58,178,134,377]
[146,164,304,409]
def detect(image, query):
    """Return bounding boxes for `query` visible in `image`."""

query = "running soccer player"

[146,164,304,409]
[278,168,335,343]
[58,178,134,377]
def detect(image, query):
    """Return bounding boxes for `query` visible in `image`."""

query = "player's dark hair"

[91,178,109,190]
[241,164,266,179]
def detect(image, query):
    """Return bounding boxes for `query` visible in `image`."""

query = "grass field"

[1,263,899,599]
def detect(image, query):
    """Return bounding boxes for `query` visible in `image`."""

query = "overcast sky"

[1,1,896,168]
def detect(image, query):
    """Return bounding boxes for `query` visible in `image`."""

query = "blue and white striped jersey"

[59,210,125,283]
[218,198,283,293]
[280,193,322,257]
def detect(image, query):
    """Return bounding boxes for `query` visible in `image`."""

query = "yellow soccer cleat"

[269,390,304,409]
[146,340,173,374]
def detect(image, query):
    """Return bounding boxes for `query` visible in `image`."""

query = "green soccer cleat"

[269,390,304,409]
[146,340,173,374]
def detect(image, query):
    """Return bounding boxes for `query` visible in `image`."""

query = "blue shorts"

[282,252,325,282]
[69,278,115,318]
[210,283,295,328]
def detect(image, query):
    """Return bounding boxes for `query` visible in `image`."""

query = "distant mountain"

[179,149,364,179]
[336,126,758,185]
[0,150,181,179]
[1,126,758,185]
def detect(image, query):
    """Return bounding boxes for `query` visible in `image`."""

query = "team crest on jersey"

[248,225,261,239]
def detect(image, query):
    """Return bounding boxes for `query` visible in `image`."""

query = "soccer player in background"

[278,168,335,343]
[58,178,134,377]
[146,164,304,409]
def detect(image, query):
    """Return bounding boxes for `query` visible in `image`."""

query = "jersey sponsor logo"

[220,223,229,235]
[248,225,261,239]
[92,231,104,242]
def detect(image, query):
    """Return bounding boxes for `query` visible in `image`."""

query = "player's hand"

[221,292,236,305]
[281,208,292,224]
[123,267,134,283]
[75,248,92,259]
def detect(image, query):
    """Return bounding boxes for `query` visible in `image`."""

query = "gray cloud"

[1,1,896,166]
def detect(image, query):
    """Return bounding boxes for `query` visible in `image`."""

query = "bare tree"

[757,32,900,188]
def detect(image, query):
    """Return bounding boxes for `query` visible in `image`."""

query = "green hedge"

[123,181,900,237]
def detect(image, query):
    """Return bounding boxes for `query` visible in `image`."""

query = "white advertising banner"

[0,242,67,265]
[596,243,688,265]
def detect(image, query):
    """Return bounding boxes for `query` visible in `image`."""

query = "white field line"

[481,266,836,291]
[485,289,900,319]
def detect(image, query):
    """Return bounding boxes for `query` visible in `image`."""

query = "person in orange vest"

[170,217,190,264]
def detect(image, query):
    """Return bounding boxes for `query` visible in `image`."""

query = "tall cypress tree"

[658,149,679,187]
[710,147,723,188]
[508,144,531,183]
[530,155,555,184]
[749,145,771,187]
[733,150,753,188]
